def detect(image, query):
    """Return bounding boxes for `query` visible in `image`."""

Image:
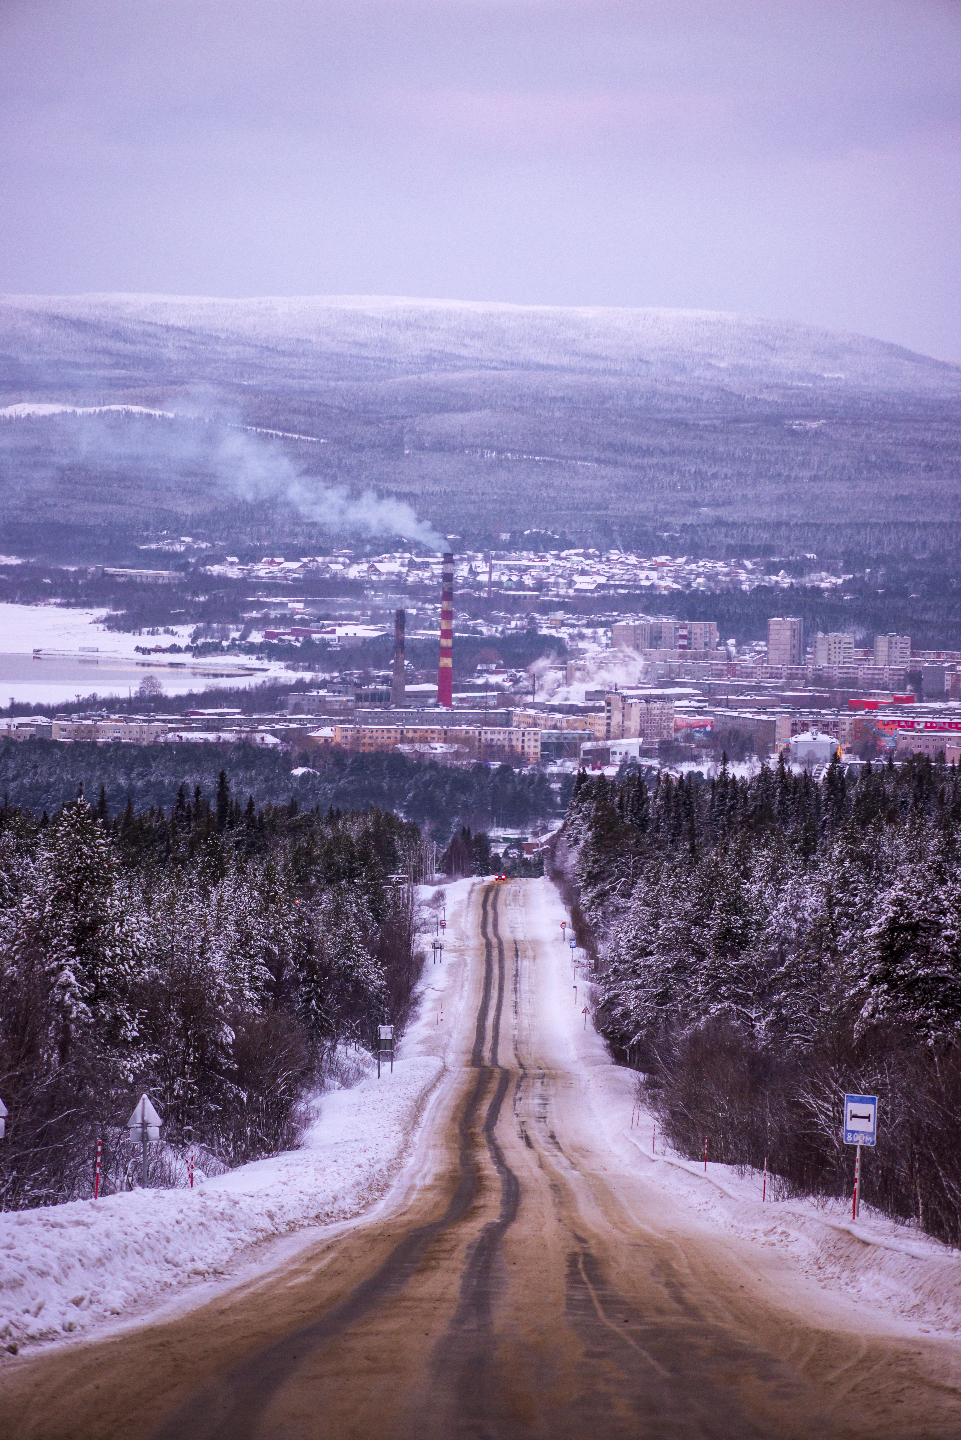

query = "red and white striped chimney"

[437,551,454,708]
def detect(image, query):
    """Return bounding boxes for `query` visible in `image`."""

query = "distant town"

[4,544,960,777]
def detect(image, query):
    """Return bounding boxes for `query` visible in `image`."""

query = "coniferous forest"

[0,779,423,1210]
[556,755,961,1246]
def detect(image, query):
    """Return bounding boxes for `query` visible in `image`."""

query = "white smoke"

[4,404,444,548]
[211,423,444,547]
[529,645,649,705]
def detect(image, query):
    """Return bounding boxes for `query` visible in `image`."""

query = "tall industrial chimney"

[392,608,406,708]
[437,552,454,708]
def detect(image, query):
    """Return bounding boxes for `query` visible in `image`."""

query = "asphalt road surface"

[2,879,960,1439]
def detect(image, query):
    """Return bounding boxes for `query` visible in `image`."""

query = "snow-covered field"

[0,879,475,1353]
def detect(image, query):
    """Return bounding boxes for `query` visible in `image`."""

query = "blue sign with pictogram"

[843,1094,878,1147]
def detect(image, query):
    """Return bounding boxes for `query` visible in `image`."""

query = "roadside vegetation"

[556,754,961,1246]
[0,782,423,1210]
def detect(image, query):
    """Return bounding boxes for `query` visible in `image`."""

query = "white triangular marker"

[127,1094,162,1130]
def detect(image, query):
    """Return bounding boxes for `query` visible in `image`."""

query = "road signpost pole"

[94,1139,102,1199]
[843,1093,877,1220]
[126,1093,162,1189]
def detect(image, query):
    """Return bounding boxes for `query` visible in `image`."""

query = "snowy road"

[2,878,961,1438]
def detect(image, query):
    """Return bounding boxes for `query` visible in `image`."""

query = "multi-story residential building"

[612,619,718,653]
[605,694,675,742]
[873,633,911,667]
[328,723,540,760]
[511,710,600,733]
[611,621,651,651]
[894,730,960,759]
[813,632,855,666]
[767,616,804,667]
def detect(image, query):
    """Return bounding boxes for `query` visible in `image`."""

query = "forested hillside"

[556,756,961,1245]
[0,739,562,842]
[0,785,423,1210]
[2,297,959,557]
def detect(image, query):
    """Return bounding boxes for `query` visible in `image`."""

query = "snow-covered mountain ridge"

[2,293,958,396]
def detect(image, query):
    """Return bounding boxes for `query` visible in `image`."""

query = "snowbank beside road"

[528,875,961,1341]
[0,878,477,1354]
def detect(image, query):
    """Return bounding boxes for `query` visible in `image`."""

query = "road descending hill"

[1,878,958,1440]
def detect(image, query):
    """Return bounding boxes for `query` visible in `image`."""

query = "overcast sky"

[2,0,960,358]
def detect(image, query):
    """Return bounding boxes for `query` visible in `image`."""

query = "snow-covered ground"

[523,876,961,1341]
[0,879,476,1353]
[0,602,301,705]
[3,873,959,1361]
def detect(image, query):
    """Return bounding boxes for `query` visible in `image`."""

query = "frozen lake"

[0,652,269,707]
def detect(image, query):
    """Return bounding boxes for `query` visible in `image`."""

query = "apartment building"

[767,616,804,667]
[813,632,855,667]
[49,719,169,743]
[605,693,675,742]
[894,730,961,759]
[612,620,719,653]
[873,633,911,667]
[330,723,540,761]
[511,709,601,733]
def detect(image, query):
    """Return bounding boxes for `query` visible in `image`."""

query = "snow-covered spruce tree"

[0,800,143,1204]
[0,785,426,1206]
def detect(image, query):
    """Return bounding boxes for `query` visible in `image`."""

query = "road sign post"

[378,1024,394,1078]
[843,1093,877,1220]
[127,1094,162,1188]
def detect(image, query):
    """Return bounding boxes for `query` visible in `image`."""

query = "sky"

[2,0,960,359]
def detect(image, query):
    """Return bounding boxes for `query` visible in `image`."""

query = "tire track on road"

[431,883,525,1439]
[151,886,508,1440]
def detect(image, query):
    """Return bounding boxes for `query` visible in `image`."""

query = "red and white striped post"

[188,1150,194,1190]
[762,1156,768,1202]
[437,551,454,708]
[852,1143,861,1220]
[703,1136,709,1172]
[652,1122,656,1154]
[94,1139,102,1199]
